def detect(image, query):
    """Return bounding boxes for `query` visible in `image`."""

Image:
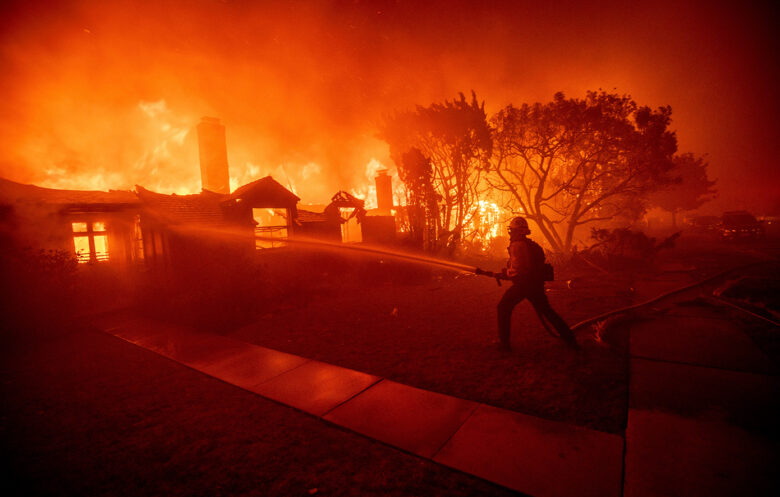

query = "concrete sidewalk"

[93,307,778,497]
[94,314,623,497]
[623,307,779,497]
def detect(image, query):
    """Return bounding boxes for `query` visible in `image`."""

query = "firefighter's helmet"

[508,216,530,235]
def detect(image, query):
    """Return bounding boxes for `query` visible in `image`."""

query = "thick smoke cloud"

[1,0,777,211]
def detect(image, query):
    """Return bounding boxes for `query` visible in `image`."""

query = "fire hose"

[567,260,773,331]
[252,233,773,335]
[472,259,776,338]
[473,267,509,287]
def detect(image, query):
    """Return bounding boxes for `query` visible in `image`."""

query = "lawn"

[1,326,517,497]
[228,236,777,435]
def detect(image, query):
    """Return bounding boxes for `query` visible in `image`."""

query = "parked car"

[758,216,780,238]
[720,211,764,240]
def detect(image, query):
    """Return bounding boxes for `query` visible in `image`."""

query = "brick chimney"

[375,169,393,213]
[196,117,230,194]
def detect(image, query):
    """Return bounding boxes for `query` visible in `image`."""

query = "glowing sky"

[1,0,777,212]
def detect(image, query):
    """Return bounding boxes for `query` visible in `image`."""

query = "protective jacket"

[506,236,546,284]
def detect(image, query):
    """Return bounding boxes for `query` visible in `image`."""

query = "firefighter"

[478,217,578,351]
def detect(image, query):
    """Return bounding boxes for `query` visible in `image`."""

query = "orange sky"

[1,0,778,213]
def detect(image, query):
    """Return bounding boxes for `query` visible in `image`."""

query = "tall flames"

[0,2,565,247]
[34,94,507,247]
[34,97,393,206]
[2,1,778,215]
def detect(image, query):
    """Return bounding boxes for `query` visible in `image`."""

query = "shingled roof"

[230,175,300,206]
[135,186,228,226]
[0,177,138,207]
[0,175,301,227]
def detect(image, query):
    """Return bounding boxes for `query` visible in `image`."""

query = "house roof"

[230,175,300,206]
[0,177,138,207]
[135,186,228,226]
[329,190,365,208]
[0,175,300,228]
[297,209,331,223]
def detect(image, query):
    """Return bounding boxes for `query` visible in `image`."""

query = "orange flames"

[34,97,394,206]
[3,1,774,215]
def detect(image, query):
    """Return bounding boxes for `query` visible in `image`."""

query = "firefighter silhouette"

[477,217,578,351]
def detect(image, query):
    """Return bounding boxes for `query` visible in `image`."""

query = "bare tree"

[381,91,492,251]
[487,91,678,254]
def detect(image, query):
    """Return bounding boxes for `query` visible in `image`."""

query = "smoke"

[1,0,777,210]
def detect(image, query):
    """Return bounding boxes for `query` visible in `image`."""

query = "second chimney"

[196,117,230,194]
[375,169,393,213]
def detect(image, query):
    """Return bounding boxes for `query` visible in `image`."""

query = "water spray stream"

[169,222,477,273]
[255,235,476,272]
[167,223,777,341]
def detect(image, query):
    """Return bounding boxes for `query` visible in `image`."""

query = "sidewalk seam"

[429,402,481,460]
[319,377,386,418]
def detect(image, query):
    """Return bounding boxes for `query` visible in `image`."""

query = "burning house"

[232,176,300,249]
[295,170,397,245]
[0,173,302,273]
[134,186,245,272]
[133,175,300,271]
[0,116,400,271]
[0,177,142,267]
[0,117,298,271]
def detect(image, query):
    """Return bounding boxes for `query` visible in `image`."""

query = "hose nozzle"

[475,267,505,286]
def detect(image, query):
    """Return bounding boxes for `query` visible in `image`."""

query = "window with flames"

[72,221,109,263]
[253,208,288,249]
